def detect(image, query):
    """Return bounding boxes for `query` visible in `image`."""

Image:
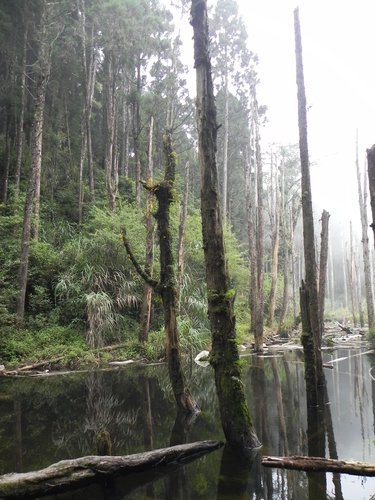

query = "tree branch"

[122,227,159,290]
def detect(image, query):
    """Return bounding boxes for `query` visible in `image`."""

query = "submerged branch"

[0,441,223,498]
[262,455,375,476]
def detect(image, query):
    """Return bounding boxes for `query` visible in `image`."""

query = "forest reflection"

[0,347,374,499]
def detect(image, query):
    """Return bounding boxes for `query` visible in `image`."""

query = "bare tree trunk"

[177,160,190,311]
[328,242,335,311]
[191,0,260,450]
[347,240,357,327]
[253,88,264,351]
[78,117,86,225]
[318,210,330,331]
[367,145,375,248]
[139,117,155,342]
[134,56,142,205]
[342,240,348,310]
[222,65,229,220]
[15,21,28,199]
[1,114,11,204]
[294,8,323,390]
[357,134,374,327]
[268,153,280,326]
[16,0,50,322]
[79,0,96,201]
[103,50,117,212]
[121,75,129,177]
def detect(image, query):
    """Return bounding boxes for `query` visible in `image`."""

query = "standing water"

[0,346,374,499]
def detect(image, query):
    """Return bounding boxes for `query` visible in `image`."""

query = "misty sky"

[236,0,375,236]
[179,0,375,241]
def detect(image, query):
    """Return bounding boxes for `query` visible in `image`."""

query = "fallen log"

[0,440,222,498]
[18,356,64,372]
[335,322,353,335]
[262,455,375,476]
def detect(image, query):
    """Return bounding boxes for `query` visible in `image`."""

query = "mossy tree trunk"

[191,0,260,450]
[123,133,199,415]
[154,134,199,414]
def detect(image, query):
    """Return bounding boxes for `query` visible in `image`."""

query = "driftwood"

[335,322,353,335]
[0,440,222,498]
[262,455,375,476]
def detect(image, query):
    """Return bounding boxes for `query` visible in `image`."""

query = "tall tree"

[191,0,260,450]
[139,116,155,342]
[356,132,374,328]
[123,133,199,415]
[210,0,254,220]
[16,0,53,321]
[294,7,323,397]
[367,145,375,248]
[318,210,330,331]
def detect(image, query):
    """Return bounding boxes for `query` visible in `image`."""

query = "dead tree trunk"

[123,134,199,415]
[262,455,375,476]
[318,210,330,331]
[191,0,260,450]
[0,441,222,499]
[294,7,323,387]
[357,134,374,327]
[367,145,375,248]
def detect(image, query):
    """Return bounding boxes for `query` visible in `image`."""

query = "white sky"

[236,0,375,234]
[178,0,375,241]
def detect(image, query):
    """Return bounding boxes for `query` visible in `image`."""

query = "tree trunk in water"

[139,117,155,342]
[253,88,264,351]
[357,135,374,327]
[191,0,260,450]
[294,8,323,387]
[318,210,330,331]
[156,134,199,413]
[123,134,199,415]
[16,1,50,322]
[15,21,28,199]
[367,145,375,248]
[262,455,375,476]
[177,160,190,312]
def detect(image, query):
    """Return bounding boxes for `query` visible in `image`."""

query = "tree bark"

[367,145,375,247]
[0,441,222,499]
[318,210,330,331]
[357,134,374,327]
[16,0,50,321]
[177,160,190,312]
[222,63,229,220]
[191,0,260,450]
[268,152,280,326]
[294,7,323,386]
[123,134,199,415]
[15,21,28,199]
[139,117,155,342]
[262,455,375,476]
[104,49,117,212]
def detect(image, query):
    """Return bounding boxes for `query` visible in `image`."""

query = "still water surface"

[0,346,375,499]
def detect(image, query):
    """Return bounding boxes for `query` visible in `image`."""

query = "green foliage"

[0,326,87,365]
